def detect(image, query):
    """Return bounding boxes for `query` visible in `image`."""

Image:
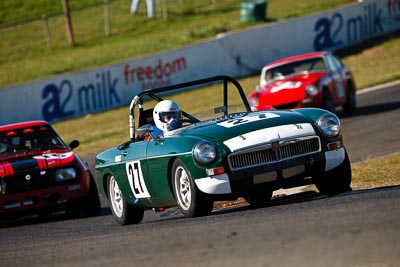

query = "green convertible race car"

[95,76,351,225]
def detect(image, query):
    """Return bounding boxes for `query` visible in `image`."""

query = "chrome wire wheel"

[171,159,213,218]
[109,176,124,218]
[174,166,192,211]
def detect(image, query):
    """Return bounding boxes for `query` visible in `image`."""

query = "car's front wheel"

[79,175,101,217]
[65,174,101,218]
[172,159,213,218]
[322,89,335,113]
[314,151,352,196]
[108,175,144,225]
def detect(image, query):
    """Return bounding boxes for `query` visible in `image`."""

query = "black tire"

[314,150,352,196]
[108,175,144,225]
[343,83,356,113]
[322,89,335,113]
[243,188,273,206]
[171,159,213,218]
[65,174,101,218]
[79,174,101,217]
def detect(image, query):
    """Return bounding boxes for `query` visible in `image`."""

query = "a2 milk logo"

[313,2,384,51]
[124,57,187,90]
[41,71,120,121]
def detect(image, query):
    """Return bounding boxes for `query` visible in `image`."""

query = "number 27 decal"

[126,160,150,198]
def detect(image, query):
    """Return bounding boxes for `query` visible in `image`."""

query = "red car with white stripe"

[248,51,357,113]
[0,121,100,221]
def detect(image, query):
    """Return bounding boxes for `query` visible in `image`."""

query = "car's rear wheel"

[343,83,356,113]
[172,159,213,218]
[108,175,144,225]
[314,150,352,196]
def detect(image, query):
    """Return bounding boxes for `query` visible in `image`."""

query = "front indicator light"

[68,184,81,191]
[327,141,342,150]
[206,167,225,176]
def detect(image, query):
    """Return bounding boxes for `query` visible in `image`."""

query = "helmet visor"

[159,111,180,123]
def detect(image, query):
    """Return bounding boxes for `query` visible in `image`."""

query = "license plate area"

[252,165,306,184]
[282,165,306,178]
[253,172,277,184]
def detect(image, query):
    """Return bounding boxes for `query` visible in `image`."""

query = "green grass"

[351,153,400,190]
[1,0,398,90]
[0,0,356,88]
[0,0,101,24]
[340,35,400,88]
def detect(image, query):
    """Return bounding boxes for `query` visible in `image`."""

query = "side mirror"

[69,140,80,149]
[117,140,131,150]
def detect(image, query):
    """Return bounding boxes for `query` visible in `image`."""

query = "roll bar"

[128,75,251,142]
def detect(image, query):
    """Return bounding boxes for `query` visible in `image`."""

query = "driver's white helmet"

[153,100,182,132]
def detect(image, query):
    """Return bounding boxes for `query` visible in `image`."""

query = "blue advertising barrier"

[1,0,399,125]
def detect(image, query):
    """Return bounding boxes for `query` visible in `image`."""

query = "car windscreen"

[137,77,250,124]
[264,57,327,83]
[179,87,249,122]
[0,125,67,157]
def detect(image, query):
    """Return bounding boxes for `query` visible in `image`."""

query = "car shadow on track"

[211,190,321,215]
[138,185,400,224]
[0,193,112,228]
[337,101,400,119]
[3,186,399,227]
[0,206,112,228]
[210,185,400,216]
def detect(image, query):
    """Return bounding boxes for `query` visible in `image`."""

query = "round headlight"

[317,113,341,137]
[0,180,6,195]
[193,141,217,166]
[248,96,259,108]
[55,168,77,182]
[305,85,318,97]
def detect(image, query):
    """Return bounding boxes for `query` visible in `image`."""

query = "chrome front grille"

[228,136,321,170]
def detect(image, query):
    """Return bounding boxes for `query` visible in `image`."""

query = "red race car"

[248,51,356,113]
[0,121,100,221]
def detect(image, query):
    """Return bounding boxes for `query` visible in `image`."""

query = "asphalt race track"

[341,81,400,163]
[1,81,399,267]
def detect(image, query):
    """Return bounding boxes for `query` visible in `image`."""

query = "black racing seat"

[138,109,155,127]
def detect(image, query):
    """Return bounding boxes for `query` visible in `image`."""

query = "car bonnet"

[0,151,75,178]
[172,110,316,151]
[263,72,326,93]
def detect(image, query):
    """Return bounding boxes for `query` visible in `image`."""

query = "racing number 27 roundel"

[126,160,150,198]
